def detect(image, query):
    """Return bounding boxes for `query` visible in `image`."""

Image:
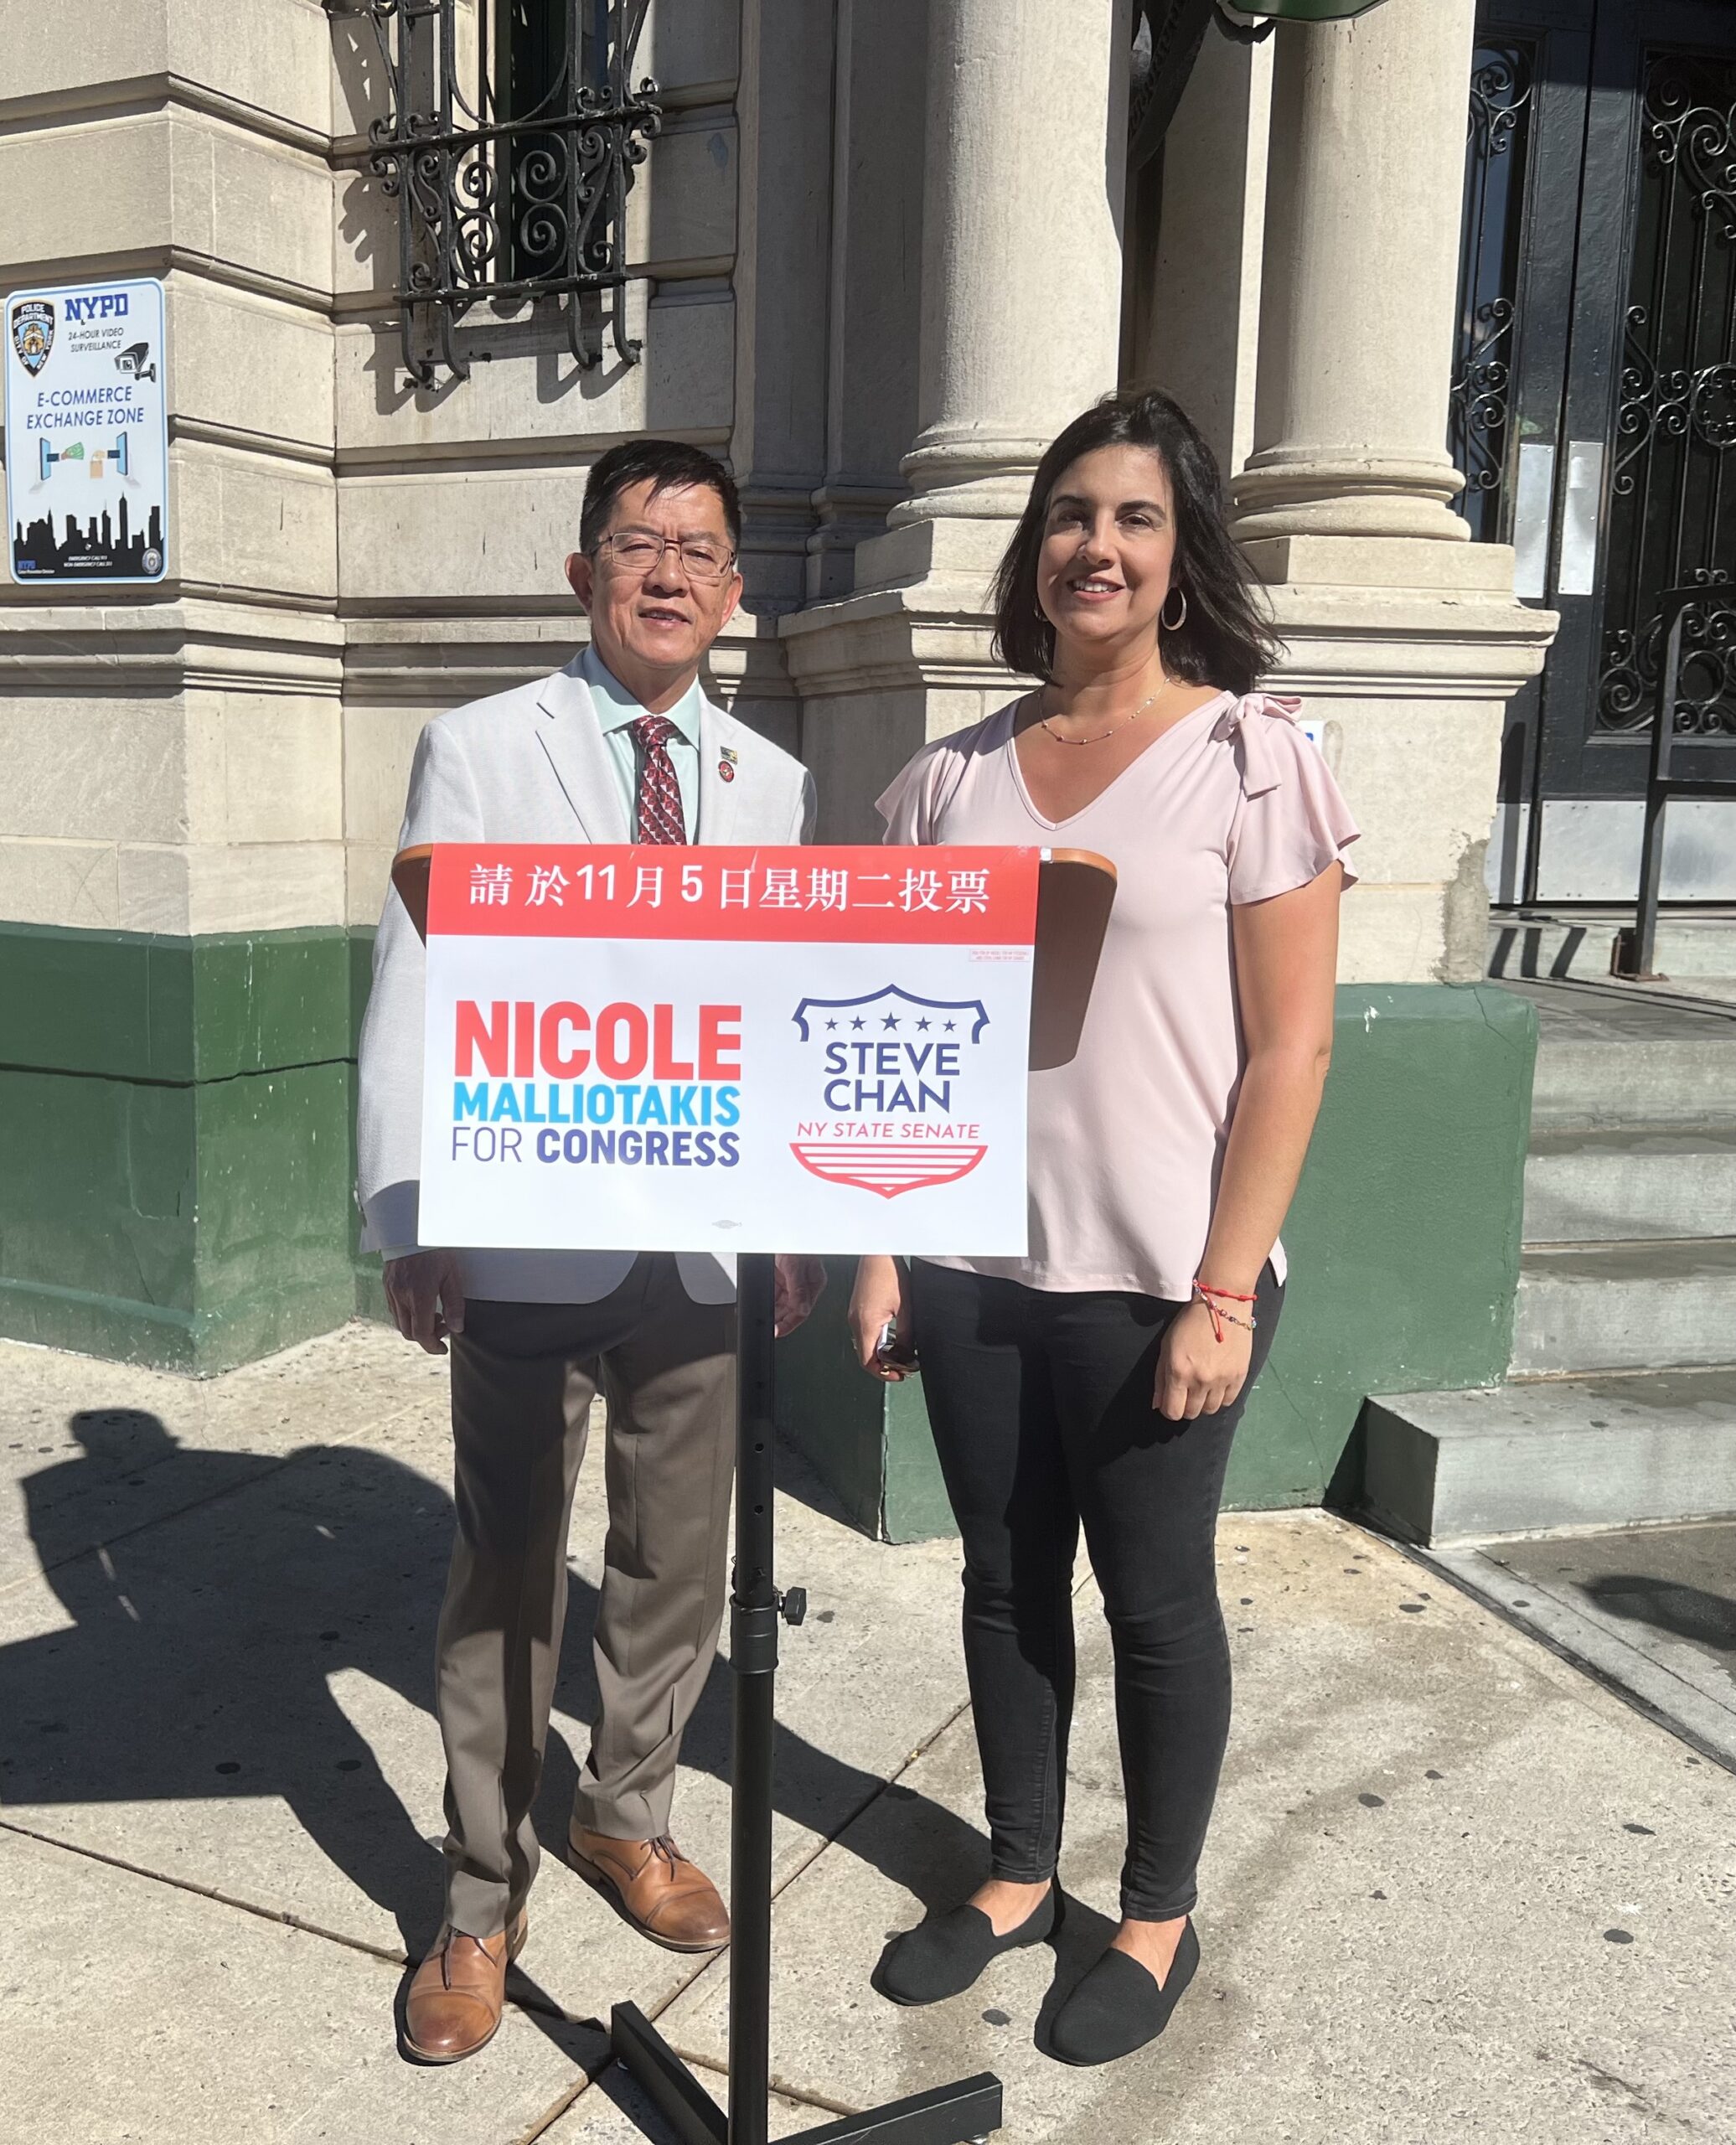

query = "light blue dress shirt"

[581,644,702,841]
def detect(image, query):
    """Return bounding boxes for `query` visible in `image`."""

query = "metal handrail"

[1614,582,1736,979]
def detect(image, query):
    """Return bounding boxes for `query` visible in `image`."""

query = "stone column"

[1232,0,1474,545]
[887,0,1130,531]
[785,0,1134,838]
[1226,0,1558,985]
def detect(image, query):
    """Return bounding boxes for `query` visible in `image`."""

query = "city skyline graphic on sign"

[13,494,163,580]
[5,279,168,585]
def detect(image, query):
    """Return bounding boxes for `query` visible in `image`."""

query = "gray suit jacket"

[356,655,816,1305]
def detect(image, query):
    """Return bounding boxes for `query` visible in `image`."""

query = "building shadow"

[1,1408,987,2055]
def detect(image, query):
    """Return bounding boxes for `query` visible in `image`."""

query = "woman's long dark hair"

[990,388,1280,695]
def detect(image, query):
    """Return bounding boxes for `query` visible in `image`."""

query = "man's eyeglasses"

[592,530,737,586]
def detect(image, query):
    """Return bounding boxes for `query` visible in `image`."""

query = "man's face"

[566,478,742,687]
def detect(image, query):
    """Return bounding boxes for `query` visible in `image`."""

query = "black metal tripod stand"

[609,1253,1003,2145]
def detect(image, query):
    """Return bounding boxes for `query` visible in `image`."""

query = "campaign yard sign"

[5,277,168,585]
[417,845,1039,1256]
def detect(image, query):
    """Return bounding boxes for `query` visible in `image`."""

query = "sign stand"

[392,843,1117,2145]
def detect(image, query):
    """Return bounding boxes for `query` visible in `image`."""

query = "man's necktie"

[630,713,687,845]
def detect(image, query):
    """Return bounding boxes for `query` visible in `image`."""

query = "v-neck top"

[876,691,1360,1300]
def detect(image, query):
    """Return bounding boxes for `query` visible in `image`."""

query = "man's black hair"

[580,439,741,556]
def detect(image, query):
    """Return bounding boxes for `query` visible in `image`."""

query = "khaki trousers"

[437,1255,736,1938]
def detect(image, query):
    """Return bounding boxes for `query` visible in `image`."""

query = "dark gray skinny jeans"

[907,1258,1282,1922]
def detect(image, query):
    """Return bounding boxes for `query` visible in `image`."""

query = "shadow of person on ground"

[3,1407,989,2055]
[6,1408,463,1962]
[1584,1572,1736,1660]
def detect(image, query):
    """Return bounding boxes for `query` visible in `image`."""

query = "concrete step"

[1512,1238,1736,1375]
[1493,981,1736,1130]
[1361,1368,1736,1544]
[1490,908,1736,981]
[1524,1126,1736,1243]
[1532,1036,1736,1129]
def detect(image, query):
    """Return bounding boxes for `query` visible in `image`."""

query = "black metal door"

[1459,0,1736,902]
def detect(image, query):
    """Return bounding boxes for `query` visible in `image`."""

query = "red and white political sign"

[416,845,1037,1255]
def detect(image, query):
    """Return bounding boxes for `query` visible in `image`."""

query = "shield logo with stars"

[788,985,992,1197]
[12,299,54,377]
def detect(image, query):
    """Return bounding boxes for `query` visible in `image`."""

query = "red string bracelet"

[1192,1279,1258,1344]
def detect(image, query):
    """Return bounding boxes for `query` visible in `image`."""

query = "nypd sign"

[4,277,168,585]
[416,845,1039,1257]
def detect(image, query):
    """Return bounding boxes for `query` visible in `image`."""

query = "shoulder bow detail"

[1210,691,1306,799]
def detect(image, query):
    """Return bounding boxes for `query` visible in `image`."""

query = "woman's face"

[1035,443,1179,659]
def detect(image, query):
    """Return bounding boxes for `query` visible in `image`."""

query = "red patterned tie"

[630,713,687,845]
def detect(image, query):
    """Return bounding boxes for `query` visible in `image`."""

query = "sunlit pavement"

[3,1322,1730,2145]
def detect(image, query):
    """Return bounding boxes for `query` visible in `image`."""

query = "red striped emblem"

[789,1140,987,1198]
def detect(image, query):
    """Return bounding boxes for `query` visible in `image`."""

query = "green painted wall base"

[3,941,1533,1466]
[0,923,379,1376]
[775,1276,956,1543]
[776,984,1536,1539]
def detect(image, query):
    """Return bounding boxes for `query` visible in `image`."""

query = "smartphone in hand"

[875,1317,918,1376]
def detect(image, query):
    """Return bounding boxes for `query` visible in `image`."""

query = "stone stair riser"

[1529,1043,1736,1131]
[1512,1268,1736,1376]
[1363,1409,1736,1546]
[1523,1140,1736,1244]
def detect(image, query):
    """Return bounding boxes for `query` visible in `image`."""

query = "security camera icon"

[116,341,156,384]
[40,432,131,480]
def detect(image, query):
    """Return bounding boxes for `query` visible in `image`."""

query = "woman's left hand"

[1155,1300,1253,1421]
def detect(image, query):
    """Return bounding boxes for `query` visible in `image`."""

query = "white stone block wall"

[0,0,1556,985]
[0,0,343,938]
[0,0,800,942]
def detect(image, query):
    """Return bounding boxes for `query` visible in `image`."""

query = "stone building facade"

[9,0,1717,1519]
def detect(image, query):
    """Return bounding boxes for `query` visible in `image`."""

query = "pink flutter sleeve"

[1222,697,1361,904]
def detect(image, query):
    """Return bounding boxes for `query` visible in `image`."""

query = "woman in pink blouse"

[850,388,1358,2065]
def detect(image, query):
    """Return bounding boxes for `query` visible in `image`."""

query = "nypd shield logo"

[12,300,54,377]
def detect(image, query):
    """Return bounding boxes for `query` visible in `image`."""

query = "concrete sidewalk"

[2,1323,1729,2145]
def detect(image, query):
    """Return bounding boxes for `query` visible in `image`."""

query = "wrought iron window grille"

[1449,42,1536,545]
[325,0,660,386]
[1598,51,1736,737]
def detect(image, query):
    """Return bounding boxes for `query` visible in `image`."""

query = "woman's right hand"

[848,1255,913,1381]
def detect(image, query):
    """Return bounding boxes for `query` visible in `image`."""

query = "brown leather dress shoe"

[402,1911,527,2064]
[568,1823,731,1952]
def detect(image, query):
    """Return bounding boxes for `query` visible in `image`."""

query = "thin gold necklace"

[1039,683,1162,747]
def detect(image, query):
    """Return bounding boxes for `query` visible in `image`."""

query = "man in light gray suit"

[358,441,819,2064]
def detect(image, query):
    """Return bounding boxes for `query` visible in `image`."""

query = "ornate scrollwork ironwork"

[1468,44,1534,160]
[1642,52,1736,240]
[1601,578,1736,738]
[1670,595,1736,739]
[327,0,659,385]
[1597,50,1736,733]
[1449,44,1535,542]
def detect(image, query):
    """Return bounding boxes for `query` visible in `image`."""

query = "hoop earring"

[1160,585,1188,632]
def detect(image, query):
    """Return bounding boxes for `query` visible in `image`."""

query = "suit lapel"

[696,698,742,845]
[535,661,631,842]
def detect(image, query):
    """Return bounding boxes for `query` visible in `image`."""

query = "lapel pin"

[719,746,738,783]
